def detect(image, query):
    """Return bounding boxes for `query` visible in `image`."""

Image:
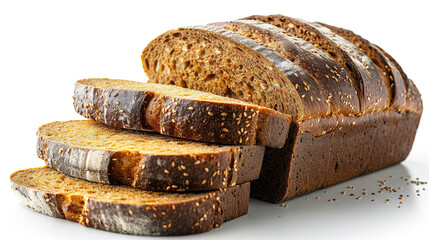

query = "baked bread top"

[142,15,422,121]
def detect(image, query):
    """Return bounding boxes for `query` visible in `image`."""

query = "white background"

[1,0,428,239]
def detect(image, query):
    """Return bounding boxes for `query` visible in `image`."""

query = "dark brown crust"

[36,121,265,192]
[317,22,407,111]
[213,20,359,115]
[74,79,291,148]
[10,168,250,236]
[251,111,421,202]
[371,46,423,113]
[243,15,390,113]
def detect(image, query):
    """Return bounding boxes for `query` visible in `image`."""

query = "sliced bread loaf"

[74,78,291,148]
[37,120,265,191]
[11,167,249,236]
[142,15,422,202]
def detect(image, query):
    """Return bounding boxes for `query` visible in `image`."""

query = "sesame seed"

[104,102,109,107]
[116,101,120,105]
[119,109,124,113]
[164,170,169,174]
[171,185,178,189]
[201,180,207,185]
[194,160,201,165]
[221,112,227,116]
[222,128,229,133]
[129,209,133,215]
[183,172,189,176]
[204,167,209,172]
[185,180,189,185]
[188,106,194,110]
[208,112,213,116]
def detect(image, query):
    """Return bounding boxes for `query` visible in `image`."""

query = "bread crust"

[213,20,360,115]
[37,120,265,192]
[317,22,407,111]
[10,167,250,236]
[244,15,390,113]
[74,78,291,148]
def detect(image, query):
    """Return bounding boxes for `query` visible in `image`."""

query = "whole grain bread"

[142,15,422,202]
[74,78,291,148]
[11,167,249,236]
[37,120,265,192]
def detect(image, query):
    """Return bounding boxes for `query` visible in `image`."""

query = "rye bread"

[74,78,291,148]
[36,120,265,192]
[142,15,422,202]
[10,167,250,236]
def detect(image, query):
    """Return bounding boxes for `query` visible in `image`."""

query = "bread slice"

[10,167,250,236]
[37,120,265,191]
[74,78,291,148]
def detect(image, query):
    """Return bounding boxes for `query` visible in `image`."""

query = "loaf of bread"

[142,15,422,202]
[74,78,291,148]
[37,120,265,192]
[11,167,249,236]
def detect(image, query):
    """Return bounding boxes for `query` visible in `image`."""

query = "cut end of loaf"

[142,27,304,120]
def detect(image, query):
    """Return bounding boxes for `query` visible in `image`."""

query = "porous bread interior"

[143,28,303,118]
[79,78,254,105]
[37,120,234,155]
[11,167,208,204]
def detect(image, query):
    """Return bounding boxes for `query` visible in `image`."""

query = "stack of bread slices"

[10,14,422,236]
